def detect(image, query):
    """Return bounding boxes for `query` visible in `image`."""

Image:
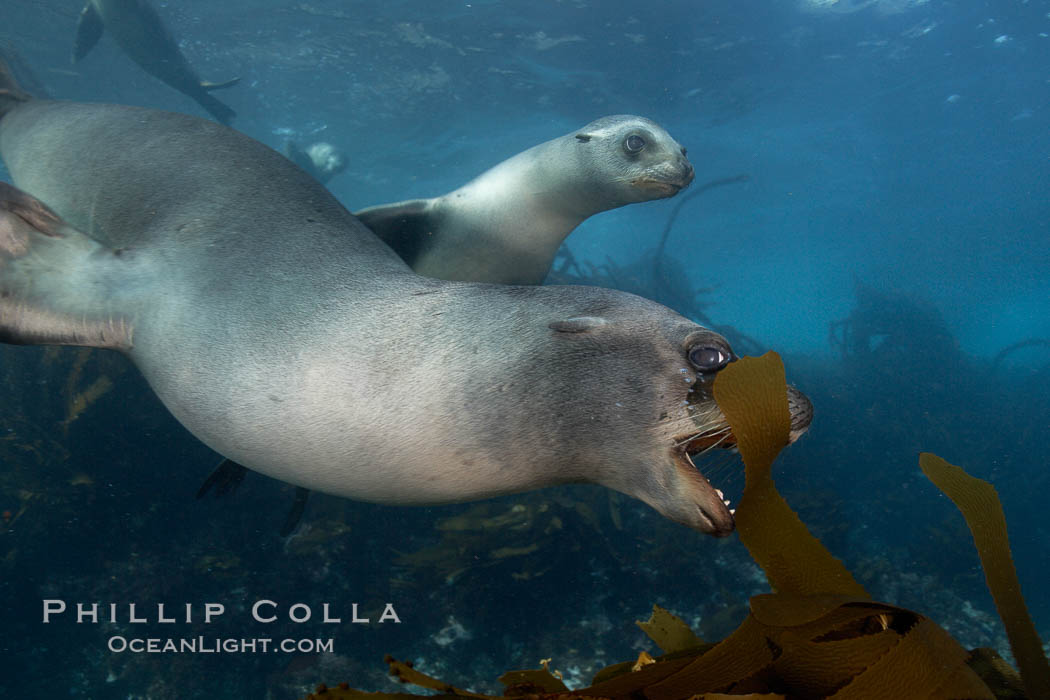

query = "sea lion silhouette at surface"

[356,115,695,285]
[72,0,239,124]
[0,65,812,536]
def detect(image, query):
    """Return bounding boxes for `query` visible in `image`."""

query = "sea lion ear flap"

[549,316,608,334]
[575,133,592,143]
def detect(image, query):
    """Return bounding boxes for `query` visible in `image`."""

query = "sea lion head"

[573,115,695,203]
[305,142,348,179]
[539,294,811,536]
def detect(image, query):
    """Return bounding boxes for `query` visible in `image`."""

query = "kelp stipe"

[302,353,1048,700]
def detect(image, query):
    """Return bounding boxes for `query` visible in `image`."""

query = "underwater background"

[1,0,1048,697]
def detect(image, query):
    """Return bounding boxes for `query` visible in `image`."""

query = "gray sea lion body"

[356,116,695,285]
[0,69,813,534]
[73,0,239,124]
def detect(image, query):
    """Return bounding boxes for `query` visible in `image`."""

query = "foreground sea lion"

[0,70,810,536]
[208,118,695,530]
[72,0,239,124]
[356,115,695,285]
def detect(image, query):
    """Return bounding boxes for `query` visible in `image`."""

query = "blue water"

[1,0,1048,697]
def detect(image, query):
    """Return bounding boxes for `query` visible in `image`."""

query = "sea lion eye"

[688,345,731,374]
[624,134,646,154]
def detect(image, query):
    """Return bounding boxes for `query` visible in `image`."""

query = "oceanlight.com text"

[107,636,335,654]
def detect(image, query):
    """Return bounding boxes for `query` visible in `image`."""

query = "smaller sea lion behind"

[73,0,239,124]
[284,141,348,185]
[356,115,695,285]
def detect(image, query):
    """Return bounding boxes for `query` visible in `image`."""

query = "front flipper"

[354,199,439,267]
[0,182,132,349]
[72,1,105,64]
[195,459,247,498]
[280,488,311,537]
[196,459,311,536]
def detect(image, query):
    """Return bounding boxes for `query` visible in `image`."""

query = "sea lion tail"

[200,76,240,91]
[0,182,133,349]
[0,51,35,118]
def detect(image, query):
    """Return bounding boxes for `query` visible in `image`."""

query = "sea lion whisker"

[666,411,725,432]
[671,426,728,448]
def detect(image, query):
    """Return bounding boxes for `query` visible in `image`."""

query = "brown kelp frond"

[636,604,706,654]
[920,452,1050,700]
[713,351,868,599]
[303,355,1044,700]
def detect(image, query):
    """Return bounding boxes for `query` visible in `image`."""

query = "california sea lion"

[284,141,349,185]
[73,0,239,124]
[209,118,693,527]
[356,115,695,285]
[0,74,811,536]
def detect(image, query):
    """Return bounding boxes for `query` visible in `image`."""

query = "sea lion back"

[0,101,362,253]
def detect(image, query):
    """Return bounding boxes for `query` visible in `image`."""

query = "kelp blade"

[713,352,867,599]
[920,452,1050,700]
[300,361,1042,700]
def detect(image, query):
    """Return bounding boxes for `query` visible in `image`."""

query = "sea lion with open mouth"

[0,67,810,535]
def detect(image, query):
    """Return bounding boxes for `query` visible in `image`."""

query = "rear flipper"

[0,42,50,99]
[201,77,240,91]
[0,182,132,349]
[0,50,35,116]
[193,90,236,125]
[196,78,240,124]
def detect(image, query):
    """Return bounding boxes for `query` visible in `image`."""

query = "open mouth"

[632,177,689,197]
[674,426,736,536]
[669,385,812,537]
